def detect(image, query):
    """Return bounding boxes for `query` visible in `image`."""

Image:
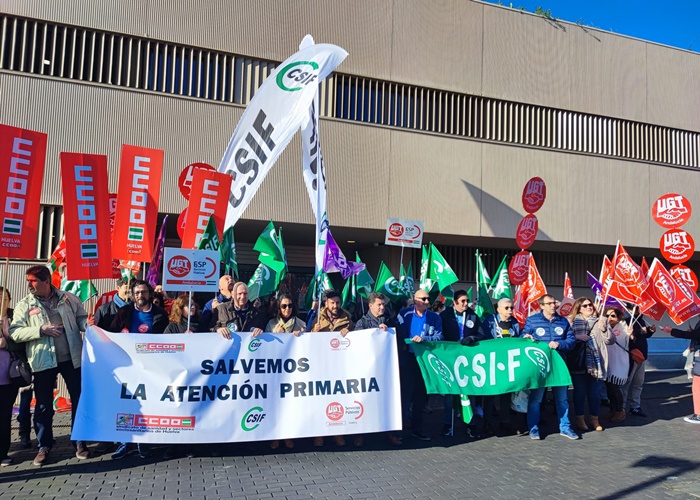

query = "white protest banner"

[385,218,424,248]
[161,248,220,292]
[218,42,347,229]
[72,327,401,443]
[300,35,329,273]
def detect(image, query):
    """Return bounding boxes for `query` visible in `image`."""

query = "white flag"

[218,41,347,229]
[300,36,329,273]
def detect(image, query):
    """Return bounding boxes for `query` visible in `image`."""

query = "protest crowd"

[1,256,699,467]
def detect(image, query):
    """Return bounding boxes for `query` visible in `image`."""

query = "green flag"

[406,261,415,296]
[408,337,573,396]
[197,215,220,251]
[374,262,404,303]
[60,278,98,303]
[419,245,434,292]
[355,252,374,299]
[220,226,239,280]
[398,263,411,300]
[440,285,454,307]
[475,250,494,318]
[275,227,288,287]
[247,263,277,301]
[490,255,512,300]
[304,271,334,310]
[427,243,459,291]
[254,221,286,275]
[341,274,357,310]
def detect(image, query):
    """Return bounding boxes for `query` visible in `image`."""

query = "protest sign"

[112,145,164,262]
[0,124,47,259]
[72,327,401,443]
[409,337,572,396]
[60,153,113,280]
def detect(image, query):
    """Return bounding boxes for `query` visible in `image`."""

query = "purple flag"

[323,230,365,279]
[586,271,624,308]
[146,215,169,287]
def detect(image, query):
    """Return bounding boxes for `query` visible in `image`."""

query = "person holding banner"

[521,294,578,440]
[201,275,234,330]
[396,289,443,441]
[164,295,201,333]
[310,290,354,447]
[479,297,522,435]
[9,265,90,466]
[213,282,265,337]
[109,280,169,335]
[440,289,481,438]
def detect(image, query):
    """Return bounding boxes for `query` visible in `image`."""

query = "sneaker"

[137,443,150,459]
[529,428,540,440]
[684,414,700,424]
[111,443,131,460]
[629,408,647,418]
[465,426,480,439]
[440,424,453,437]
[411,430,431,441]
[560,428,579,440]
[75,442,90,460]
[94,442,115,454]
[1,458,12,466]
[386,434,403,446]
[33,447,49,466]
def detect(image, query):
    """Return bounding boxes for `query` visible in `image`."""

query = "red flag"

[0,124,47,259]
[182,169,232,249]
[606,242,645,305]
[112,145,164,262]
[48,236,67,288]
[526,255,547,305]
[60,153,113,280]
[639,257,665,320]
[647,258,698,325]
[94,290,117,310]
[564,272,574,299]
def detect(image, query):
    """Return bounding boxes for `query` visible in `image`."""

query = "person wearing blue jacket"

[396,289,443,441]
[200,275,233,330]
[521,294,578,441]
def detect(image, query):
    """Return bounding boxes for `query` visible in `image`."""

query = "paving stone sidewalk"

[1,371,699,500]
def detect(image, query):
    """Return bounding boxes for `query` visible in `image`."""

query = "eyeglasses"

[415,297,430,302]
[280,304,293,309]
[581,303,593,308]
[543,301,556,306]
[503,306,513,310]
[605,314,618,318]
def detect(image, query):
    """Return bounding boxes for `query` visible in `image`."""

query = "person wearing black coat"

[109,280,168,334]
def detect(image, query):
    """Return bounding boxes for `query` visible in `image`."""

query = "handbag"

[629,348,645,365]
[8,351,32,387]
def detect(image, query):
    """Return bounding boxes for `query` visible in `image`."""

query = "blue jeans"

[527,386,571,432]
[33,361,82,450]
[18,388,33,440]
[571,373,601,417]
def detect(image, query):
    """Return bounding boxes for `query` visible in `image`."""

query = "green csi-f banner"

[408,337,572,396]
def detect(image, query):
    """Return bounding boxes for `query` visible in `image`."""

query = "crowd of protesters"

[1,265,699,467]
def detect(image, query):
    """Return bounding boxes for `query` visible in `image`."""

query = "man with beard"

[10,265,90,466]
[109,280,169,335]
[109,279,168,459]
[212,282,265,337]
[201,275,234,331]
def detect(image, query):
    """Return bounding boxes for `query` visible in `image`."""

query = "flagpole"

[88,279,95,316]
[187,288,192,333]
[0,257,8,316]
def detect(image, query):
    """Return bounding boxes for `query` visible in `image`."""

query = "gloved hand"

[460,336,477,346]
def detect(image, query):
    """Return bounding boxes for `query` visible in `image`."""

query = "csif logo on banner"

[276,61,319,91]
[241,406,266,431]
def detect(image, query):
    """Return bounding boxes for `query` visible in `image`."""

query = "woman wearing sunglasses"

[600,306,631,423]
[568,298,614,432]
[264,294,304,450]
